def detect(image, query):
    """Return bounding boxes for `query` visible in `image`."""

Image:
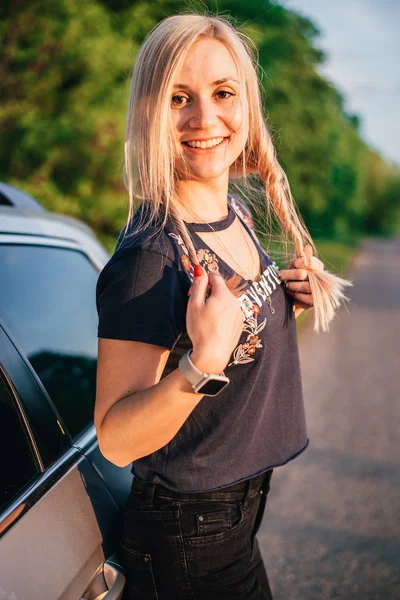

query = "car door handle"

[80,557,126,600]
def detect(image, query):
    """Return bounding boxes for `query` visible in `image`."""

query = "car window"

[0,369,40,512]
[0,244,99,439]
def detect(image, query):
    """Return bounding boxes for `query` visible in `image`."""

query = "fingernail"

[194,264,204,277]
[187,288,192,296]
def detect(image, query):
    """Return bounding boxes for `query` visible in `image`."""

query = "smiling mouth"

[182,136,229,149]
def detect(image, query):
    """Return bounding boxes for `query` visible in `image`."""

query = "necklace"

[179,200,256,280]
[178,198,275,314]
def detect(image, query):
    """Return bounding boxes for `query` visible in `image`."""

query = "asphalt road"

[258,237,400,600]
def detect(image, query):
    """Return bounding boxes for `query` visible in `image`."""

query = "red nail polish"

[187,289,192,296]
[194,264,204,277]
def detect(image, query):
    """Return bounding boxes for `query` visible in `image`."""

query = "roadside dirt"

[259,236,400,600]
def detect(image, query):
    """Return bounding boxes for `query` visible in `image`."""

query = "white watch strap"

[179,350,206,387]
[178,350,230,396]
[179,350,224,386]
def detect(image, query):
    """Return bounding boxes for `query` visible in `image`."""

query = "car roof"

[0,205,110,270]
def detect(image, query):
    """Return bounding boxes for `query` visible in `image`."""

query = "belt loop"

[242,477,252,510]
[143,483,157,507]
[261,469,273,495]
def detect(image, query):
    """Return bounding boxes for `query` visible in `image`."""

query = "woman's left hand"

[278,245,324,309]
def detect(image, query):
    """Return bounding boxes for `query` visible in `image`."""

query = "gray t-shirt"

[96,195,309,492]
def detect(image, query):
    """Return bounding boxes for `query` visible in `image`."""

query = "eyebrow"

[173,78,239,89]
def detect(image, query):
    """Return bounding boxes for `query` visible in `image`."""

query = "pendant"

[266,295,275,315]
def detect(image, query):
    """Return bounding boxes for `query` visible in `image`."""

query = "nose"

[188,96,219,130]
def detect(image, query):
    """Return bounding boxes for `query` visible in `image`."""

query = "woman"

[95,13,352,599]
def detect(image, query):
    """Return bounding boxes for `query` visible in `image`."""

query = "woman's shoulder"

[113,202,179,264]
[96,203,182,304]
[96,204,188,347]
[96,204,188,322]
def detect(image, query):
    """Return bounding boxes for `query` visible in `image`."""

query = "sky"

[280,0,400,166]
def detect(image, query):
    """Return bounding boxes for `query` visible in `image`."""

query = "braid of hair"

[168,201,199,266]
[257,131,353,333]
[257,132,313,260]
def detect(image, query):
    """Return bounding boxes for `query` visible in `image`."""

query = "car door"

[0,238,130,600]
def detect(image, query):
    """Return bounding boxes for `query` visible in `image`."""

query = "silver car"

[0,182,131,600]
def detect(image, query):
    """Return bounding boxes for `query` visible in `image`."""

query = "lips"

[182,136,230,150]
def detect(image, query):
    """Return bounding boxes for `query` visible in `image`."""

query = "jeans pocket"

[182,500,244,545]
[181,500,257,593]
[196,506,237,536]
[119,541,159,600]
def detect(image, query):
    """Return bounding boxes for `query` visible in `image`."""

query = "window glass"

[0,244,99,439]
[0,371,39,512]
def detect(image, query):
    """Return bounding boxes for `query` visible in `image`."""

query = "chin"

[191,168,230,181]
[176,161,232,182]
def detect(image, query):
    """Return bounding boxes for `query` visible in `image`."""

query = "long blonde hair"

[123,13,352,332]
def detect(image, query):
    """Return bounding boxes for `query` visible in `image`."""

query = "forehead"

[175,38,239,86]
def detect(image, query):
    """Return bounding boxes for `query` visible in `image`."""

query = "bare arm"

[95,270,244,467]
[95,339,207,467]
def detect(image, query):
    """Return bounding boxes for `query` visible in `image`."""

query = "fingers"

[288,291,314,307]
[283,244,324,275]
[188,268,227,304]
[286,280,312,294]
[292,297,313,309]
[280,245,320,309]
[206,271,227,293]
[293,256,324,270]
[279,268,308,281]
[293,250,324,271]
[304,244,313,257]
[188,265,209,305]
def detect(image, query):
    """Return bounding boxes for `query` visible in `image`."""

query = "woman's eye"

[171,95,189,108]
[216,90,234,99]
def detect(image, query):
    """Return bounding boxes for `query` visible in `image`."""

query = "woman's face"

[171,38,248,182]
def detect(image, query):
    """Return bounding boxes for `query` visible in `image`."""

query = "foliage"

[1,0,399,244]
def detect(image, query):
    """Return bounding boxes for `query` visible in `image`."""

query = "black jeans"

[117,469,274,599]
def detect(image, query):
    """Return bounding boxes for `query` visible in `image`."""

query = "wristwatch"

[178,350,230,397]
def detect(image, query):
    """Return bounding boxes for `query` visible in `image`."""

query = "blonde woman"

[95,13,351,600]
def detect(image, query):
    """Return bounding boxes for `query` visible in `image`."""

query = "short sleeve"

[96,247,187,349]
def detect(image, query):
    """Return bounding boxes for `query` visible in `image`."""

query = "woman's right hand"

[186,268,244,373]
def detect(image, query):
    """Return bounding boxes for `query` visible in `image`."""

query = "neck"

[174,176,229,223]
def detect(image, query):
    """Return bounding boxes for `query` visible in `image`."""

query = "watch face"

[198,379,229,396]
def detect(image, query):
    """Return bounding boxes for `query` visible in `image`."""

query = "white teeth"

[185,137,225,148]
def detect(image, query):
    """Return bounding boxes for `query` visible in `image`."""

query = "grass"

[313,236,361,277]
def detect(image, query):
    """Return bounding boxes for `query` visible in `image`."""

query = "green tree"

[0,0,398,251]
